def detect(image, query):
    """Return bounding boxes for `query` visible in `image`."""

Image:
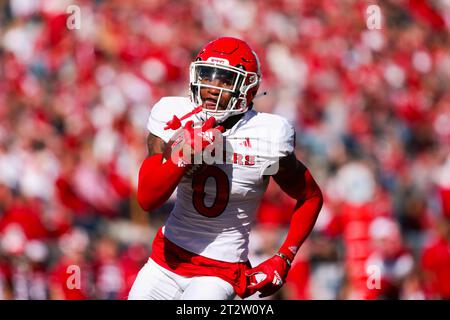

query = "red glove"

[137,117,224,212]
[170,117,224,166]
[245,253,291,298]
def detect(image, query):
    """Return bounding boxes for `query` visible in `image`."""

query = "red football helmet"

[189,37,261,122]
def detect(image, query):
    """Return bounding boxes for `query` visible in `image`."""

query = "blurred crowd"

[0,0,449,300]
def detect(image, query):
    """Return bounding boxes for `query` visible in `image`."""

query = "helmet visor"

[194,65,244,92]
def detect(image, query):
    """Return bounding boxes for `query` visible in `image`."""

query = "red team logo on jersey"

[240,137,252,148]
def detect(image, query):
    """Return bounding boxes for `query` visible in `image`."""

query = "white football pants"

[128,258,236,300]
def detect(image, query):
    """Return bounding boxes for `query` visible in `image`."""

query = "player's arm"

[273,153,323,259]
[246,152,323,298]
[146,132,166,156]
[137,132,186,212]
[137,118,224,212]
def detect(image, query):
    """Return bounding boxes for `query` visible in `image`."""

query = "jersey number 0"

[192,166,230,218]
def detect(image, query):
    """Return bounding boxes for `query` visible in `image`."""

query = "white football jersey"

[147,97,295,262]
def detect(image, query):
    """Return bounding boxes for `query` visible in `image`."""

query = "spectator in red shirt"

[421,217,450,299]
[49,229,93,300]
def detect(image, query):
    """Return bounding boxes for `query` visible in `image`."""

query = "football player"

[128,37,323,300]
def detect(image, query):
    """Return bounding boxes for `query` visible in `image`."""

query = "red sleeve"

[276,167,324,262]
[137,153,187,211]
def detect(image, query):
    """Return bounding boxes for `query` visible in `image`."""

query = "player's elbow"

[304,170,324,207]
[137,193,165,212]
[137,190,153,212]
[313,185,324,211]
[136,156,164,212]
[137,184,163,212]
[304,179,324,215]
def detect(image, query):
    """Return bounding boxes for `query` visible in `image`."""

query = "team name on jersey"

[231,152,255,166]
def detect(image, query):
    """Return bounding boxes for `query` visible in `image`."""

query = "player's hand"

[169,117,224,166]
[245,254,291,298]
[183,117,224,153]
